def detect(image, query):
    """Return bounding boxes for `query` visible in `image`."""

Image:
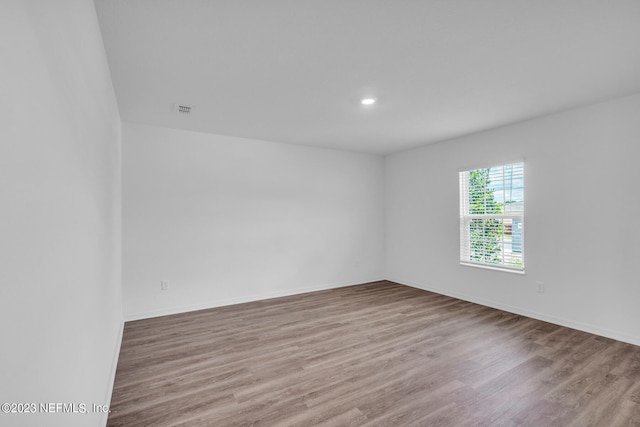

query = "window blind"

[459,162,524,272]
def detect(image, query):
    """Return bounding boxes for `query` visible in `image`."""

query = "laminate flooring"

[107,281,640,426]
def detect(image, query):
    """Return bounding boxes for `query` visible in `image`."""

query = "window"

[459,162,524,272]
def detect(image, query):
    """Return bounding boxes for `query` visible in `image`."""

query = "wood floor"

[107,281,640,426]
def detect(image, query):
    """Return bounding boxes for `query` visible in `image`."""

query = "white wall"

[0,2,122,426]
[123,123,384,320]
[385,93,640,345]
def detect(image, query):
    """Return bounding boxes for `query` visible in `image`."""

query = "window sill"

[460,262,525,275]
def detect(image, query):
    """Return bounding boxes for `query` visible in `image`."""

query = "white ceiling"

[95,0,640,155]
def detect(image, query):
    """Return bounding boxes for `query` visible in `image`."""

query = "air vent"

[174,104,193,114]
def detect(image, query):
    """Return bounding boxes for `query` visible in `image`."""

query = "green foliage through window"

[468,168,503,264]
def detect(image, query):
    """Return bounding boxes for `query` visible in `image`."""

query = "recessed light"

[361,98,376,105]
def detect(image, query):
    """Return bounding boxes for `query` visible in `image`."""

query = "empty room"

[3,1,640,426]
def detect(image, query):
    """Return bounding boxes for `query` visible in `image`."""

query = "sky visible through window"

[486,164,524,208]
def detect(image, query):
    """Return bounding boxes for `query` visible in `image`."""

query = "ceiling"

[94,0,640,155]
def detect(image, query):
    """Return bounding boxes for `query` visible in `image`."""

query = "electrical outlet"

[161,280,169,290]
[536,281,544,293]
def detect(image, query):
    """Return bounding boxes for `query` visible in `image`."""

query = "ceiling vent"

[174,104,193,115]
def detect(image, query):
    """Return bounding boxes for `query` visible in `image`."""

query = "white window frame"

[459,162,525,274]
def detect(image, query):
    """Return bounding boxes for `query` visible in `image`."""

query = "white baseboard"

[389,276,640,347]
[102,319,124,427]
[125,278,385,322]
